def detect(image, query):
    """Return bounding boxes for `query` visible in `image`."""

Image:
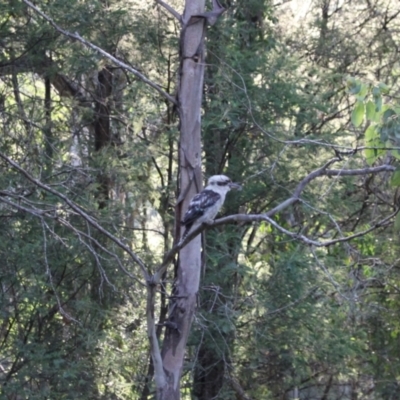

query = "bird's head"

[206,175,242,192]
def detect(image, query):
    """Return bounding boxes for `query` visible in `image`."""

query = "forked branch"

[153,162,397,283]
[0,151,149,280]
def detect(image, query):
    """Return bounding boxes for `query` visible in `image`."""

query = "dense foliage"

[1,0,400,398]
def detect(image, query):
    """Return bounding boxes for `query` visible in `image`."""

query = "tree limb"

[153,163,397,282]
[245,210,396,247]
[0,151,149,281]
[266,161,395,216]
[146,285,167,393]
[22,0,177,105]
[155,0,182,22]
[225,373,253,400]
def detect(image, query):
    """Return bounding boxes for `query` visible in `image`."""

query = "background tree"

[1,0,400,399]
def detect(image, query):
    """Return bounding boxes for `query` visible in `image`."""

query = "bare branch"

[41,220,81,324]
[210,209,396,248]
[225,373,253,400]
[0,188,146,285]
[22,0,177,105]
[215,163,398,246]
[152,162,398,282]
[325,165,396,177]
[0,195,54,218]
[267,162,396,216]
[155,0,182,22]
[210,49,400,152]
[146,285,166,391]
[0,151,149,280]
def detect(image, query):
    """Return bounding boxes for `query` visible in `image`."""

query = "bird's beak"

[229,182,242,190]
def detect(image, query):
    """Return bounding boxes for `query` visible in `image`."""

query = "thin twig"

[0,151,149,280]
[41,220,81,324]
[0,192,145,285]
[217,210,396,247]
[266,287,319,316]
[208,49,400,151]
[22,0,177,105]
[153,162,397,282]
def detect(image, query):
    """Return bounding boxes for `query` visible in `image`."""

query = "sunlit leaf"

[362,265,372,277]
[365,125,378,142]
[375,95,383,112]
[351,101,365,127]
[365,101,376,121]
[364,125,384,165]
[364,147,377,165]
[390,171,400,187]
[356,84,369,100]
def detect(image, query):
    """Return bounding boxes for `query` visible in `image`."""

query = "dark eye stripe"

[217,181,230,186]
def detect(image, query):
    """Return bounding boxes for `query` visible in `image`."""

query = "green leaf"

[391,330,399,339]
[390,171,400,187]
[383,108,396,123]
[351,101,365,127]
[365,101,376,121]
[356,84,369,101]
[362,265,372,277]
[372,86,381,97]
[379,126,389,142]
[364,148,376,165]
[375,96,383,113]
[365,125,378,141]
[346,76,356,85]
[392,150,400,161]
[349,84,361,95]
[378,82,390,94]
[364,125,384,165]
[394,213,400,232]
[346,77,361,95]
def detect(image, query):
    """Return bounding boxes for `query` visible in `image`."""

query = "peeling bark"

[148,1,226,397]
[159,1,206,398]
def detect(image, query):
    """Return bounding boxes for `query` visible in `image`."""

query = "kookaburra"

[181,175,241,240]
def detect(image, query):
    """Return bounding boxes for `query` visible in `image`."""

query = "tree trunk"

[193,343,225,399]
[94,66,113,209]
[159,1,206,399]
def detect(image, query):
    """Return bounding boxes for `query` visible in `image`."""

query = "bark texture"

[159,1,206,399]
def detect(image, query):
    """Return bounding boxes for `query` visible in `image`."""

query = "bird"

[181,175,241,240]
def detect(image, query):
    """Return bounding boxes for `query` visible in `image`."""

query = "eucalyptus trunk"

[159,0,205,397]
[143,1,225,398]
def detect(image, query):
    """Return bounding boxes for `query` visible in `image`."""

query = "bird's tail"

[181,223,192,242]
